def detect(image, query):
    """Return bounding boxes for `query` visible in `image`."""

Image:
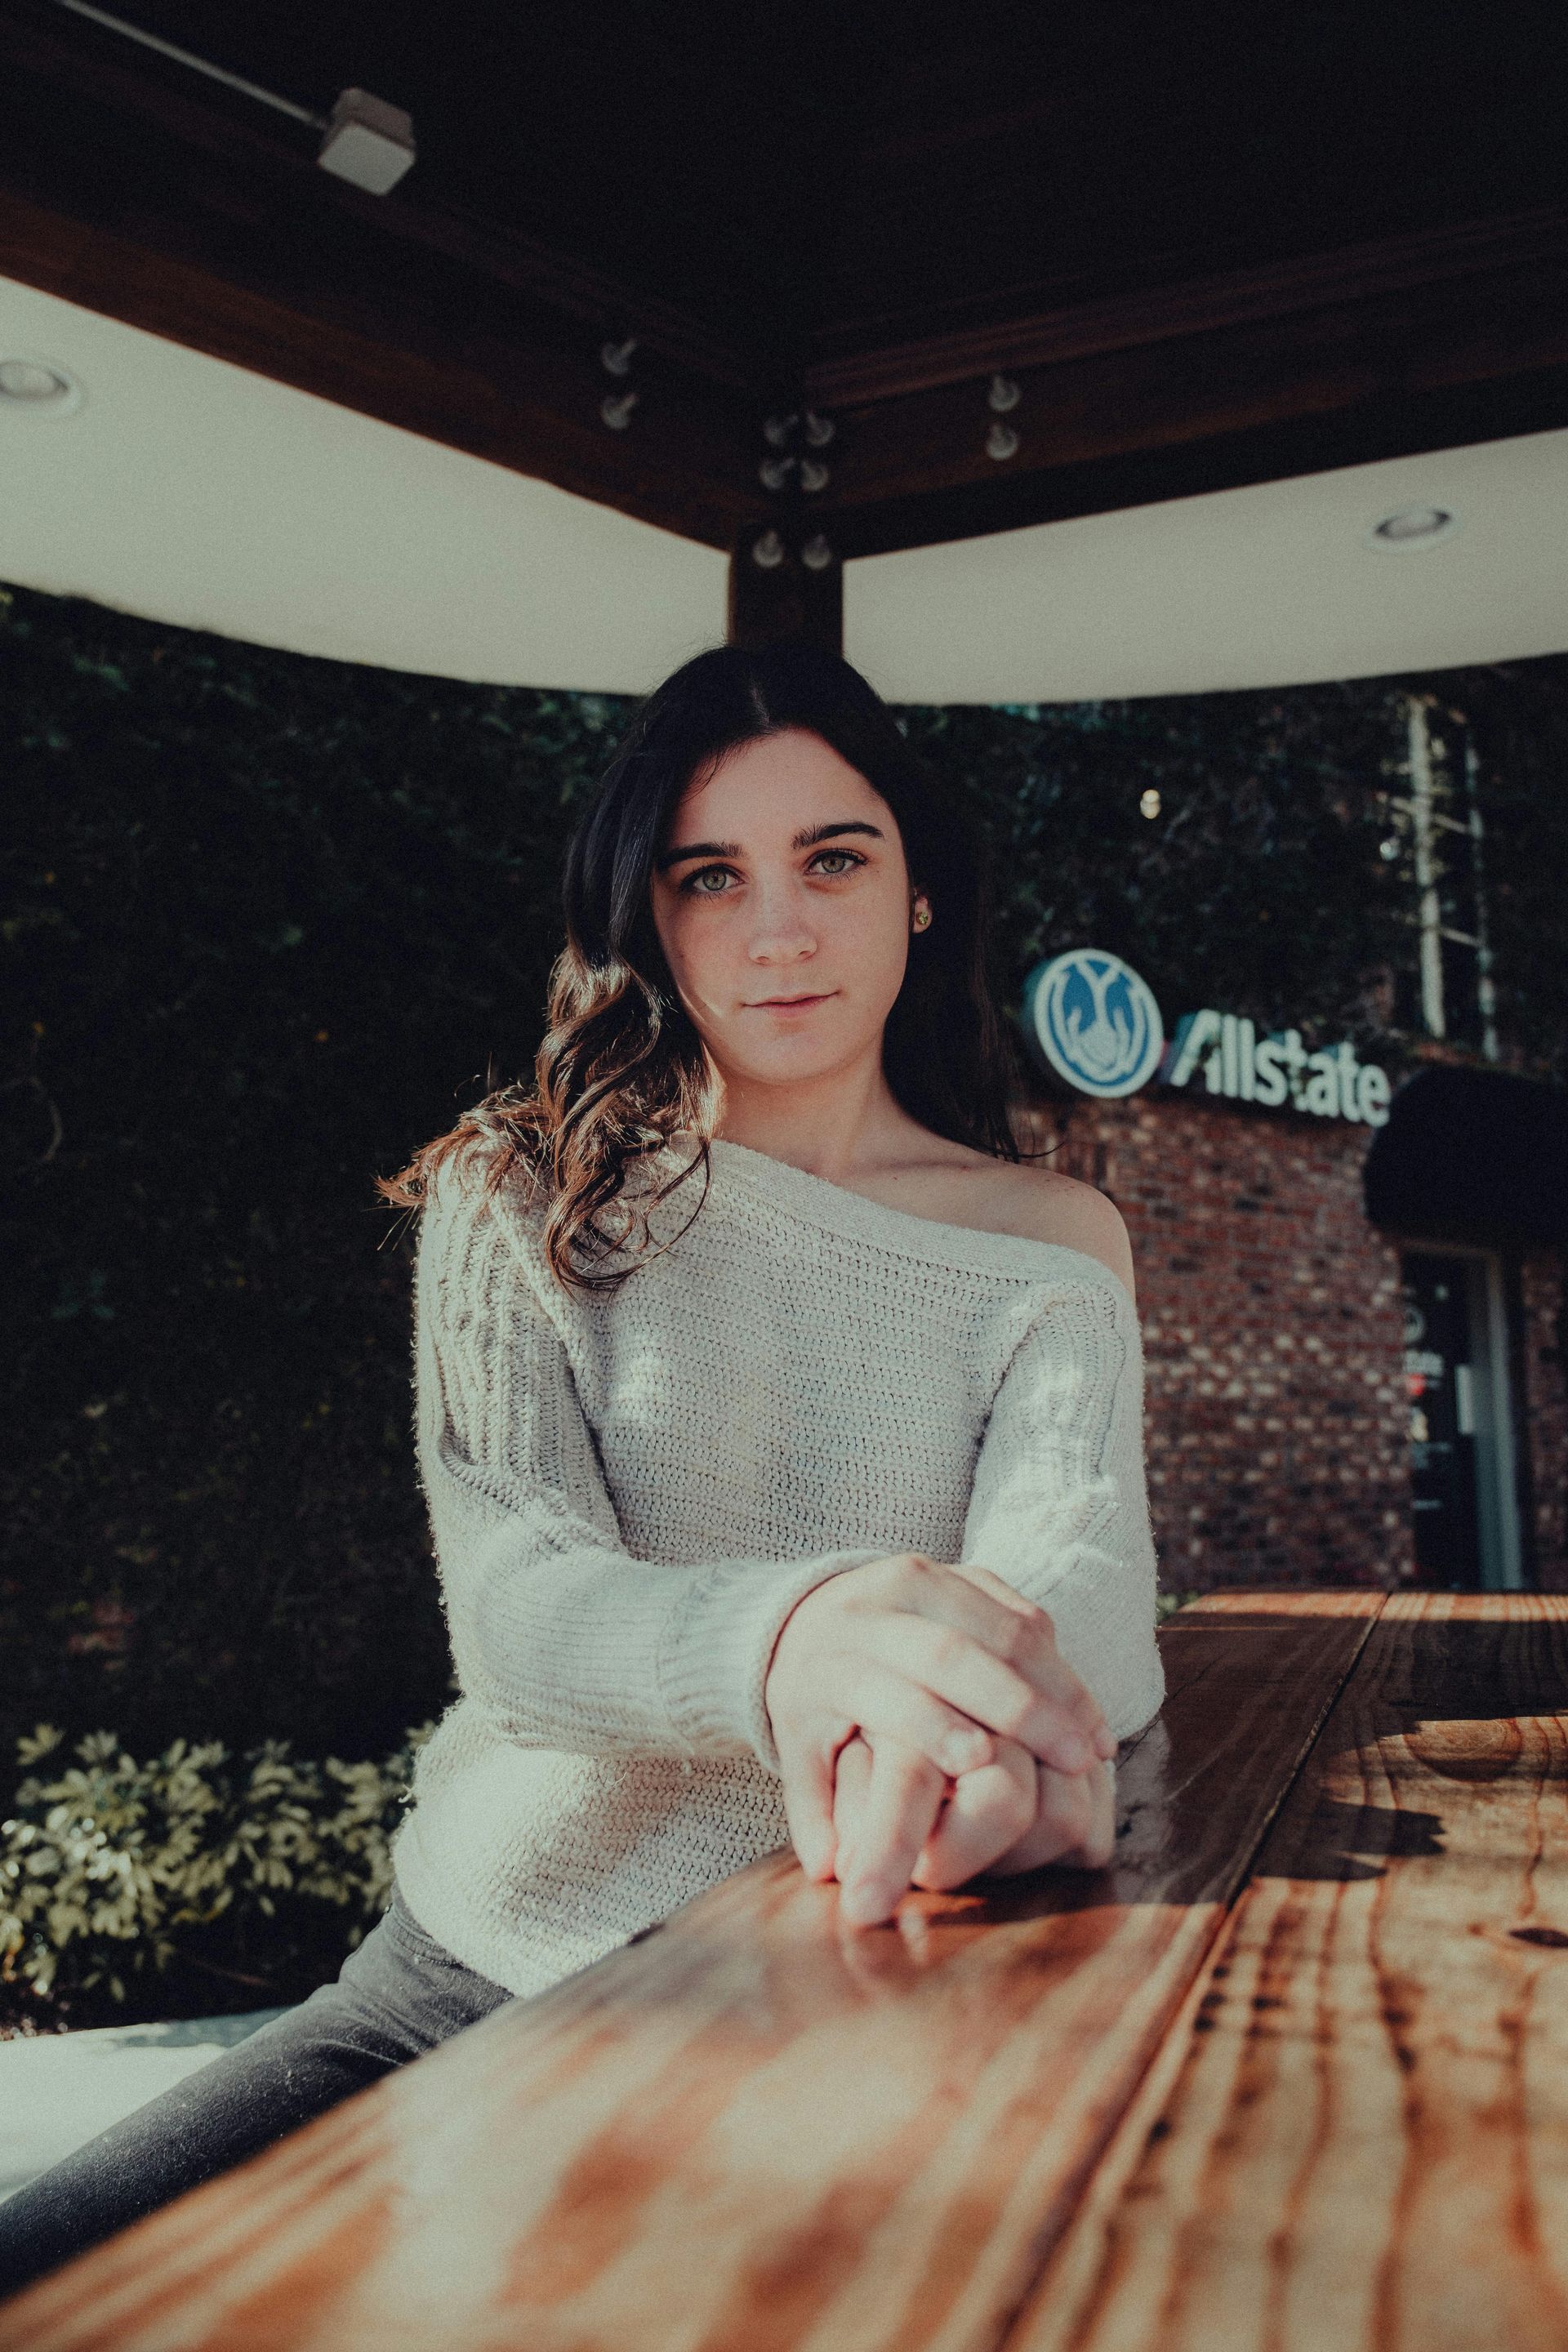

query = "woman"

[0,643,1164,2301]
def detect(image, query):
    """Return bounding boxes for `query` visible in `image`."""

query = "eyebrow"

[653,819,885,875]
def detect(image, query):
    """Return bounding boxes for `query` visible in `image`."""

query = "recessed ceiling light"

[1365,505,1460,551]
[0,357,84,416]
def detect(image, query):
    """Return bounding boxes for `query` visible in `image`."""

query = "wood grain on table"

[0,1596,1375,2352]
[1007,1592,1568,2352]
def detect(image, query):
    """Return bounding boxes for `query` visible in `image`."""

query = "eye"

[675,848,866,896]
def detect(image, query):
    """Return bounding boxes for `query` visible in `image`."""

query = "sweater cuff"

[1037,1561,1166,1744]
[657,1549,886,1771]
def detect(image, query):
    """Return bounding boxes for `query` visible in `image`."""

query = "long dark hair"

[376,642,1030,1289]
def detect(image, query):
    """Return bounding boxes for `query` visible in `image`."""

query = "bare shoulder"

[870,1125,1136,1302]
[978,1160,1136,1302]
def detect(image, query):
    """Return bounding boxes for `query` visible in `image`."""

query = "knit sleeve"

[412,1156,883,1769]
[959,1272,1165,1742]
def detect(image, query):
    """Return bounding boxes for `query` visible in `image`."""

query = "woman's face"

[648,728,918,1096]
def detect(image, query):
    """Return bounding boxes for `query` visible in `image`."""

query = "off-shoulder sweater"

[390,1134,1165,1999]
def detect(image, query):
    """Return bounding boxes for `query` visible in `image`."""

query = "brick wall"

[1018,1088,1415,1594]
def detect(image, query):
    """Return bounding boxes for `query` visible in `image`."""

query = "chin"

[733,1049,845,1085]
[715,1027,862,1086]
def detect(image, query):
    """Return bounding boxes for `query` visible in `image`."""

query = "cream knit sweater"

[390,1134,1165,1999]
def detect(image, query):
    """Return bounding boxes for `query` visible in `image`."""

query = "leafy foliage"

[900,688,1413,1052]
[0,1720,434,2018]
[2,581,635,1771]
[900,678,1568,1067]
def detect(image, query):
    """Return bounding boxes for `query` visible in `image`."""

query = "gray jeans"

[0,1891,514,2305]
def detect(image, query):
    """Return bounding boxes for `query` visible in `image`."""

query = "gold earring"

[912,901,932,931]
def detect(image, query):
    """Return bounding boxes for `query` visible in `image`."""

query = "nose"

[746,874,817,966]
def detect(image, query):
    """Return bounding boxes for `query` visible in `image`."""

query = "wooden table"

[2,1592,1564,2352]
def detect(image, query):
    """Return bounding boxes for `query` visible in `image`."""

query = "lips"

[749,991,835,1008]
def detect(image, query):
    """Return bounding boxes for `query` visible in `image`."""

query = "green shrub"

[0,1720,435,2007]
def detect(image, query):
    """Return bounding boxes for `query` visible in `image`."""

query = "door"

[1401,1249,1524,1591]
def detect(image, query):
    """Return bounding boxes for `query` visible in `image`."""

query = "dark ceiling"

[2,0,1567,641]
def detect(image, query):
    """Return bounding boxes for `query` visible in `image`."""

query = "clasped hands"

[764,1554,1118,1929]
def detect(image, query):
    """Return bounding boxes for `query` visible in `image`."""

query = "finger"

[840,1739,947,1928]
[777,1731,840,1882]
[910,1748,1036,1891]
[883,1557,1074,1690]
[817,1657,997,1780]
[865,1613,1103,1776]
[1066,1756,1118,1869]
[987,1758,1118,1877]
[903,1566,1111,1759]
[832,1734,875,1873]
[950,1566,1117,1760]
[841,1556,1112,1762]
[896,1557,1111,1751]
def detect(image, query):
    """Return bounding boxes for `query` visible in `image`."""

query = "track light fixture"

[51,1,416,192]
[317,88,416,194]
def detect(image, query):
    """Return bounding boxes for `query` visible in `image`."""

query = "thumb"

[778,1734,839,1882]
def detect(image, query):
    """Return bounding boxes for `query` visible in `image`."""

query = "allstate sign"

[1022,950,1166,1099]
[1022,948,1393,1125]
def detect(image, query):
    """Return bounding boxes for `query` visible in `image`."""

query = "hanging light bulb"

[800,458,830,492]
[988,374,1021,412]
[802,409,835,446]
[1140,788,1162,819]
[987,421,1020,461]
[751,529,786,568]
[600,389,638,430]
[763,412,800,448]
[760,454,796,491]
[801,534,835,571]
[599,337,637,376]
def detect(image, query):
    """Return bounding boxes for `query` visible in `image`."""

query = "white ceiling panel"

[845,429,1568,702]
[0,274,725,695]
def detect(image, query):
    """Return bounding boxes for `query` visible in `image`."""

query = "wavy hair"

[375,641,1032,1289]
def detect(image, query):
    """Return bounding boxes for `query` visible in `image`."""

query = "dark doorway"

[1401,1249,1523,1591]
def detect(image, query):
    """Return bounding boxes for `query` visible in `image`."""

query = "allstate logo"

[1022,950,1165,1098]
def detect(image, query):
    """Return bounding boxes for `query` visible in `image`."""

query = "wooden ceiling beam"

[803,205,1568,406]
[813,252,1568,558]
[819,364,1568,568]
[727,527,843,655]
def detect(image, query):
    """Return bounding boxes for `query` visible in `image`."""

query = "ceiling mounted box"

[317,90,416,194]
